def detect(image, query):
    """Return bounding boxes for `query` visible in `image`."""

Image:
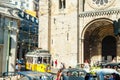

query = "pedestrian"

[84,60,90,73]
[109,73,116,80]
[60,62,65,70]
[18,63,22,71]
[15,63,18,72]
[55,59,58,68]
[56,69,62,80]
[85,73,90,80]
[67,71,72,76]
[15,62,22,72]
[51,60,54,68]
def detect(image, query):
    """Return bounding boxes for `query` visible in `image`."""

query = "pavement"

[50,68,59,74]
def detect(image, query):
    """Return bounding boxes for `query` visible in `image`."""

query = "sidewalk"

[51,68,58,74]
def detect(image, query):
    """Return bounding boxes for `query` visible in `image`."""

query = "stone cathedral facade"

[39,0,120,68]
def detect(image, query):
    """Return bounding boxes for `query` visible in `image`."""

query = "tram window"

[46,57,50,64]
[37,56,50,64]
[37,57,42,64]
[26,57,33,63]
[48,57,51,63]
[43,58,47,64]
[43,57,51,64]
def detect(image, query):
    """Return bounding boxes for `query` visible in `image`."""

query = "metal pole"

[77,0,80,63]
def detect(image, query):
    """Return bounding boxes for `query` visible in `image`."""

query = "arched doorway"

[102,36,117,62]
[83,18,115,65]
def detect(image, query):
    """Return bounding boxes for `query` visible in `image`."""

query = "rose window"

[92,0,110,5]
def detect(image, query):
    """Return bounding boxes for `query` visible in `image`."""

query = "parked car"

[17,71,54,80]
[61,68,87,80]
[101,62,120,69]
[94,68,120,80]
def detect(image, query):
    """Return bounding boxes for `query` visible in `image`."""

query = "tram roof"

[25,49,51,57]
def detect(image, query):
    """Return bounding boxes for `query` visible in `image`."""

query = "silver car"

[61,68,87,80]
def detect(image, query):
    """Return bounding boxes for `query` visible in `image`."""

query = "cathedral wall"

[39,0,120,68]
[39,0,79,68]
[80,0,120,63]
[84,0,120,11]
[51,0,78,68]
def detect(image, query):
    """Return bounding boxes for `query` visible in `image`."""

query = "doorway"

[102,36,116,62]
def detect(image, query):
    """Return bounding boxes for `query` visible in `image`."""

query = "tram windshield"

[37,57,50,64]
[25,49,51,64]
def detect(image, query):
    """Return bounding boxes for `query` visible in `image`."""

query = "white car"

[95,68,120,80]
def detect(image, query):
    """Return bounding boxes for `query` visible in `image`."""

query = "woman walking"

[56,69,62,80]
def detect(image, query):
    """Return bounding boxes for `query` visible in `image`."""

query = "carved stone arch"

[81,18,113,39]
[80,18,116,64]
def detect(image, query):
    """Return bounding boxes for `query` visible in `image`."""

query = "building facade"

[1,0,39,17]
[39,0,120,68]
[0,1,38,74]
[8,0,34,11]
[17,9,38,59]
[0,5,19,74]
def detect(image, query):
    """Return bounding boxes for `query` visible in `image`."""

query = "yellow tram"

[25,49,51,72]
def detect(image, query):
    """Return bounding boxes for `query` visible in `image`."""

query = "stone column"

[97,41,102,62]
[79,0,84,64]
[8,21,18,72]
[79,38,84,64]
[79,0,84,12]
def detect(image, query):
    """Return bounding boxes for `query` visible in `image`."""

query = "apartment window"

[59,0,66,9]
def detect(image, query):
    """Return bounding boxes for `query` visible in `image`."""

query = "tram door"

[102,36,116,62]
